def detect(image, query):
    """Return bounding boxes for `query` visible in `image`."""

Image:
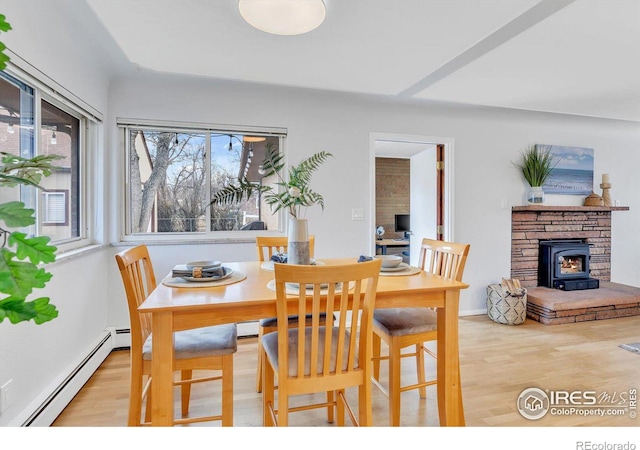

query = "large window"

[122,122,285,236]
[0,70,92,249]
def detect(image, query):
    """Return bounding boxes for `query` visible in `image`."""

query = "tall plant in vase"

[210,144,332,264]
[513,144,558,205]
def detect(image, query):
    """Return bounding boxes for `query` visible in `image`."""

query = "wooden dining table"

[138,258,469,426]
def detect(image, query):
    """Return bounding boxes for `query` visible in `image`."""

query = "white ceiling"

[85,0,640,122]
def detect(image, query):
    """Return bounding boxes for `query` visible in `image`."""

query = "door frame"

[369,132,455,255]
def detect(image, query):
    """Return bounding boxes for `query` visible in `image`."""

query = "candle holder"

[600,182,612,206]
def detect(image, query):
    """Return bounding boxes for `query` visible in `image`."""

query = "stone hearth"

[526,282,640,325]
[510,205,633,324]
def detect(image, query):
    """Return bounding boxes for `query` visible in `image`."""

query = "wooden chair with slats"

[255,235,333,393]
[262,259,382,426]
[115,244,237,426]
[371,238,470,426]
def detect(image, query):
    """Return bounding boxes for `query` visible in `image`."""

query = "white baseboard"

[19,331,113,427]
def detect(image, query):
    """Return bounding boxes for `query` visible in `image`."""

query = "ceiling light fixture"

[238,0,326,36]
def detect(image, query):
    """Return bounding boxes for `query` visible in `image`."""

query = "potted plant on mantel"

[513,144,558,205]
[210,144,332,265]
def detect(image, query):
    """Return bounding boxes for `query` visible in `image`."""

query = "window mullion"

[205,132,212,232]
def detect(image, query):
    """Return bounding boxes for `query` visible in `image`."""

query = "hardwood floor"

[52,314,640,427]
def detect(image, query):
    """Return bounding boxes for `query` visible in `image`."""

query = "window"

[121,121,285,236]
[42,191,68,225]
[0,69,96,250]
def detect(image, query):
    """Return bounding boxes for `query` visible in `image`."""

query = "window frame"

[2,59,101,254]
[41,190,69,226]
[118,118,288,242]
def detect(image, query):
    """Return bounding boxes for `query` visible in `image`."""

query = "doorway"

[370,133,454,265]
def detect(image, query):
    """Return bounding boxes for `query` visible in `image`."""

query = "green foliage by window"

[0,14,11,70]
[210,144,333,219]
[0,153,63,325]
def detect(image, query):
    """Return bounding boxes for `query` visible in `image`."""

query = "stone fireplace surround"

[510,205,629,287]
[509,205,640,324]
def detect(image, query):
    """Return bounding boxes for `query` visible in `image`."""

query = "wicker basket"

[486,284,527,325]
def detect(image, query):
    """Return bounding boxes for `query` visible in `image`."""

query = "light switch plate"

[351,208,364,221]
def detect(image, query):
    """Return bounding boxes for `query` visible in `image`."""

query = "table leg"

[436,289,465,426]
[151,311,174,426]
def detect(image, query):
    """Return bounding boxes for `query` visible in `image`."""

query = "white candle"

[602,173,610,184]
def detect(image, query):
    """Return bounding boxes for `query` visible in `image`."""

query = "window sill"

[113,231,285,247]
[50,243,108,265]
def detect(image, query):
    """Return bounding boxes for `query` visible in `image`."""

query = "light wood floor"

[52,315,640,427]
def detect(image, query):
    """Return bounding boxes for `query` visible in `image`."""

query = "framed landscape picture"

[539,144,594,195]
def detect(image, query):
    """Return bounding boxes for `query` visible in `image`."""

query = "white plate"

[380,262,410,272]
[186,260,221,269]
[182,267,233,282]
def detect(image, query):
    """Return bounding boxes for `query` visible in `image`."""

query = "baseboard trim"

[21,332,113,427]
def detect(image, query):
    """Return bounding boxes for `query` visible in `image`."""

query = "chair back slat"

[418,238,470,281]
[273,260,381,382]
[256,236,315,262]
[115,245,157,352]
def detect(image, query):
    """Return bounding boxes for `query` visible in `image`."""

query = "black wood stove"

[538,239,599,291]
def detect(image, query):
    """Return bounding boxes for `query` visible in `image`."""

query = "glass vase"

[527,186,545,205]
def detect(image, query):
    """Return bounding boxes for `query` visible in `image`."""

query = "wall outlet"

[351,208,364,221]
[0,379,12,414]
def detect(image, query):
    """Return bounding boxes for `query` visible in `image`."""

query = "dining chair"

[371,238,470,426]
[255,235,333,393]
[262,259,382,426]
[115,244,237,426]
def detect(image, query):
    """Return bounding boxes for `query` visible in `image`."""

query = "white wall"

[108,71,640,321]
[0,1,112,426]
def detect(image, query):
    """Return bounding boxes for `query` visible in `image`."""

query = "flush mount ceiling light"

[238,0,326,36]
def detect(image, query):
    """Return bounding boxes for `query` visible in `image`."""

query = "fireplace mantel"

[512,205,629,212]
[510,205,629,288]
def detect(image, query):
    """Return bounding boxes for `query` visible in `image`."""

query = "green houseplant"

[0,152,61,324]
[210,144,332,220]
[210,144,332,264]
[514,145,558,204]
[0,14,11,70]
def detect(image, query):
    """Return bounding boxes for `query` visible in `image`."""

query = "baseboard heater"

[21,332,112,427]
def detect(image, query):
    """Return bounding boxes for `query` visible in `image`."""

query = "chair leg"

[128,361,144,426]
[372,332,382,381]
[388,339,402,426]
[262,350,275,426]
[181,369,192,417]
[326,391,335,423]
[221,354,234,426]
[256,325,265,393]
[416,343,427,399]
[336,389,345,426]
[144,387,152,424]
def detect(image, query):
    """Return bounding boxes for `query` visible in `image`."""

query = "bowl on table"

[186,260,222,269]
[374,255,403,268]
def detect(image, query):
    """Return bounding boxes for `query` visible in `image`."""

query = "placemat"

[379,265,422,277]
[162,271,247,288]
[266,279,353,295]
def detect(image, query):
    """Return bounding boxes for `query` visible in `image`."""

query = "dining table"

[138,258,469,426]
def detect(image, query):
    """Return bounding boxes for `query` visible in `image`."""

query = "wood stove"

[538,239,599,291]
